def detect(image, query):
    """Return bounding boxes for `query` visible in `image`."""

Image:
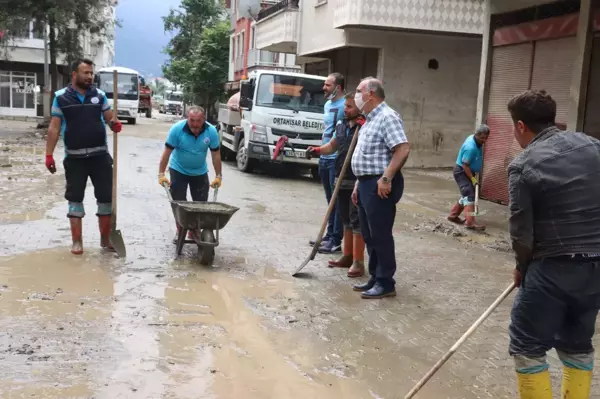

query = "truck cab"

[219,70,326,177]
[94,66,140,125]
[160,91,184,115]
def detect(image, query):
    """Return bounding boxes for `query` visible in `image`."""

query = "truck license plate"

[284,150,305,158]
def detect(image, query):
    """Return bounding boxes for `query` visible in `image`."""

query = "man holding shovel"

[447,125,489,231]
[507,90,600,398]
[306,94,366,278]
[44,58,122,255]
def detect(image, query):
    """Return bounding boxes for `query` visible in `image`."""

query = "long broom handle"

[404,283,516,399]
[313,127,360,250]
[111,69,119,227]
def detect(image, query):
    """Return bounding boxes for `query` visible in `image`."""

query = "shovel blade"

[292,246,318,277]
[109,229,126,258]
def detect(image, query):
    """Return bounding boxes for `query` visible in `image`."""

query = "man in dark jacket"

[307,93,366,278]
[44,59,122,255]
[507,89,600,398]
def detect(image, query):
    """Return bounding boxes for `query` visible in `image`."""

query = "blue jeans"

[319,158,342,245]
[509,256,600,366]
[357,173,404,290]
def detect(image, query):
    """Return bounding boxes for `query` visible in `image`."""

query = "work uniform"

[165,119,220,201]
[351,102,407,293]
[52,85,113,219]
[327,116,366,277]
[508,126,600,398]
[448,134,484,229]
[318,96,345,251]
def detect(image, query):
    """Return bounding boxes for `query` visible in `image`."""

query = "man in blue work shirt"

[158,106,222,239]
[44,58,123,255]
[447,125,490,231]
[310,72,345,253]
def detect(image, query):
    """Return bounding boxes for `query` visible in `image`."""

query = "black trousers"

[63,153,113,218]
[169,168,209,201]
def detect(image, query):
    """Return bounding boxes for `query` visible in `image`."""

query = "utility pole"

[43,23,50,121]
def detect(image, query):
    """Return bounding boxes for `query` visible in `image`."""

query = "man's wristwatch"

[382,176,390,184]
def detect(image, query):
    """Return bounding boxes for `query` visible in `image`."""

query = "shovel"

[292,126,361,277]
[467,174,487,217]
[404,282,516,398]
[109,69,126,257]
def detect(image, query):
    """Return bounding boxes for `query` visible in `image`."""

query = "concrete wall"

[345,29,482,168]
[297,0,346,56]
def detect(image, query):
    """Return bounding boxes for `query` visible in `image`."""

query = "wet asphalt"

[0,115,598,398]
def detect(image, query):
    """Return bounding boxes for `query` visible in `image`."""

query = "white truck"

[94,66,140,125]
[159,90,184,115]
[218,70,326,178]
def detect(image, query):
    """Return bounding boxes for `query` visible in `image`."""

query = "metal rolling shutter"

[584,35,600,139]
[482,43,533,204]
[530,37,576,128]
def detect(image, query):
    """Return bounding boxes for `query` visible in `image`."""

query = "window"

[255,74,326,114]
[250,26,256,49]
[96,72,139,101]
[0,72,37,110]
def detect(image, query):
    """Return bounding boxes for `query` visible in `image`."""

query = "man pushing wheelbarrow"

[158,106,223,242]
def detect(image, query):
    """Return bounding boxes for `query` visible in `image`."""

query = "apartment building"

[254,0,486,168]
[225,0,301,92]
[0,4,116,118]
[472,0,600,204]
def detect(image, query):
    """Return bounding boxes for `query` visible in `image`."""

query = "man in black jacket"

[307,93,365,278]
[44,59,122,255]
[507,89,600,398]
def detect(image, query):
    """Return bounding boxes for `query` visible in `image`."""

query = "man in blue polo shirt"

[158,106,222,237]
[447,125,490,231]
[310,72,345,253]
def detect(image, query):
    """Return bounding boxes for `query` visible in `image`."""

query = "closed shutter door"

[584,35,600,139]
[530,37,576,128]
[482,43,533,204]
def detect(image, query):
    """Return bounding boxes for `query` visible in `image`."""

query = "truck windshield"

[167,93,183,102]
[255,74,325,114]
[96,72,139,101]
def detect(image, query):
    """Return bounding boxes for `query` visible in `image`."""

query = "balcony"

[247,49,300,72]
[332,0,484,36]
[255,0,299,54]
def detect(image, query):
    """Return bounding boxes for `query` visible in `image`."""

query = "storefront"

[480,1,599,204]
[0,70,38,117]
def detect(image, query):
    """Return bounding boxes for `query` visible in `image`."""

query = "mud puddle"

[0,249,404,399]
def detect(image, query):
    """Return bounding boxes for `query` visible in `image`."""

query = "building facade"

[0,4,117,118]
[225,0,301,92]
[476,0,599,204]
[254,0,487,168]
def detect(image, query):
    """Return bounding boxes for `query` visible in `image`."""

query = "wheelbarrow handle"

[162,182,173,202]
[213,187,218,202]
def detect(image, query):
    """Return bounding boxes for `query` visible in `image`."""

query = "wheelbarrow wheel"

[198,229,216,266]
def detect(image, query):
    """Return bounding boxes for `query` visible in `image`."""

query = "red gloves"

[109,120,122,133]
[306,146,321,160]
[45,155,56,174]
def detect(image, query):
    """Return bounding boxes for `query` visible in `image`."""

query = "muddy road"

[0,115,595,398]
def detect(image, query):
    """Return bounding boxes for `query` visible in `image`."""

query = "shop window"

[0,72,36,110]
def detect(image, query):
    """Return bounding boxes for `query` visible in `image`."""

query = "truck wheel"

[128,118,137,125]
[236,141,255,173]
[146,108,152,118]
[220,146,234,162]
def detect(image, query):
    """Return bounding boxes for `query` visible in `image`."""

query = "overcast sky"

[114,0,180,77]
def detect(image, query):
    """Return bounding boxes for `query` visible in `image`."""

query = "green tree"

[0,0,117,94]
[162,0,229,120]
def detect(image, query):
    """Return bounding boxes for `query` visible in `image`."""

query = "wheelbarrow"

[163,184,239,265]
